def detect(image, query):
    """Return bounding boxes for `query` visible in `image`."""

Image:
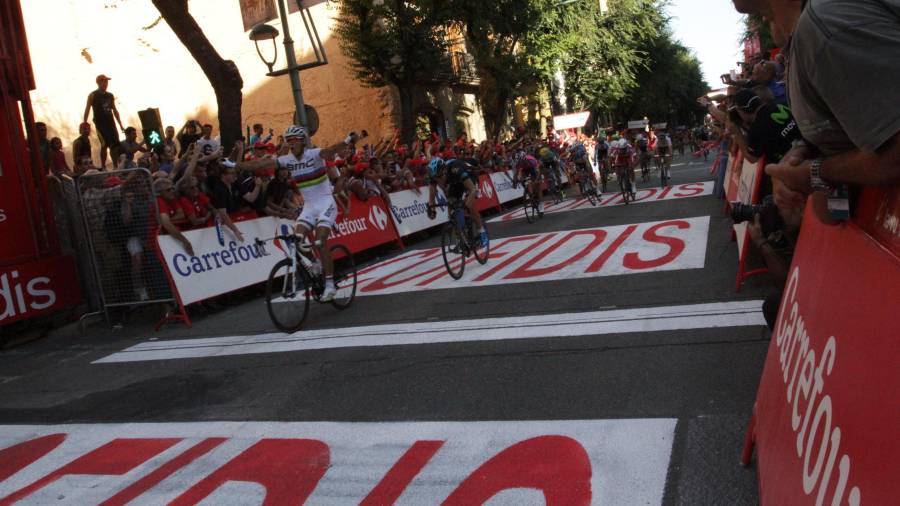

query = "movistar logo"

[770,105,790,125]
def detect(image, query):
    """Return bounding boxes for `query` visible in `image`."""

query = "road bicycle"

[639,152,651,183]
[545,165,566,204]
[519,176,544,223]
[659,151,672,188]
[574,165,598,206]
[432,198,489,280]
[616,165,636,204]
[261,233,357,332]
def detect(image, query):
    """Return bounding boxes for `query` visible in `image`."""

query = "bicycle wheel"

[441,223,466,279]
[329,244,357,310]
[619,174,630,204]
[660,164,668,188]
[472,222,490,265]
[523,192,535,223]
[265,258,311,332]
[585,179,598,206]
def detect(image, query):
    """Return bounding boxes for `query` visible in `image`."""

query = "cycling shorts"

[297,195,338,230]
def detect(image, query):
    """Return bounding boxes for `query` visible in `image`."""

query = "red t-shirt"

[178,194,213,229]
[157,196,187,228]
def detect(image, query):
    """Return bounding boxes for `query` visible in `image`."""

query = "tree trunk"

[151,0,243,152]
[481,83,509,140]
[397,84,416,147]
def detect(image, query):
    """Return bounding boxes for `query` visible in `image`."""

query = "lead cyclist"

[232,125,356,301]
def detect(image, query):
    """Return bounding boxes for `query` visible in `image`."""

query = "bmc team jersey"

[277,148,333,202]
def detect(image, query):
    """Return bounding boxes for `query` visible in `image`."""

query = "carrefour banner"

[388,186,447,237]
[158,217,282,305]
[490,170,520,204]
[158,196,400,305]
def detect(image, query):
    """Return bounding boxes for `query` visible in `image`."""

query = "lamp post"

[249,0,328,137]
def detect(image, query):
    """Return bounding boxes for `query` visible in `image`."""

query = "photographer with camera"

[732,195,801,330]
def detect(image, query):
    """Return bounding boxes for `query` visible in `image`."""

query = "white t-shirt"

[277,148,333,201]
[197,137,220,156]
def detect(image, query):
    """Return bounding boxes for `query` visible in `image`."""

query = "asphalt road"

[0,153,774,505]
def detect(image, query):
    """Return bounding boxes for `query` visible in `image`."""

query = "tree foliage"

[335,0,709,139]
[335,0,453,144]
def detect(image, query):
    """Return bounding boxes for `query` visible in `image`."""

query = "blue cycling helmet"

[428,157,445,177]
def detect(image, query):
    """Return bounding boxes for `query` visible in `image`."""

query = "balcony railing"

[420,51,481,87]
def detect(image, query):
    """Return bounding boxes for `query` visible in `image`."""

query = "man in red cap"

[83,74,125,168]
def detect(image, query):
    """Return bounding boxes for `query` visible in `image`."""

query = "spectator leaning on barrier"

[209,164,246,243]
[740,0,900,221]
[176,176,214,229]
[154,177,194,257]
[263,166,300,220]
[727,87,801,197]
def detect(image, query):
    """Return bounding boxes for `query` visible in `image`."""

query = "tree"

[335,0,453,145]
[151,0,243,151]
[448,0,549,138]
[611,28,708,127]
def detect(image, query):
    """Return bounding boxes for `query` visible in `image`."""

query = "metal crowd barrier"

[59,168,175,328]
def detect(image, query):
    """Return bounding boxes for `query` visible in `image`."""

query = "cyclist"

[594,134,610,192]
[656,129,673,183]
[611,137,636,197]
[232,125,356,302]
[567,141,597,197]
[636,133,651,180]
[515,153,544,214]
[426,158,488,247]
[537,146,562,192]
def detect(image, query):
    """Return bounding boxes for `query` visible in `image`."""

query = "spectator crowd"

[695,0,900,328]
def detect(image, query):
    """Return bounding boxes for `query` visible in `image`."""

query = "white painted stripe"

[94,300,765,363]
[0,419,676,505]
[489,181,713,223]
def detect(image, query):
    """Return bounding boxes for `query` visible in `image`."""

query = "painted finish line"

[490,181,713,223]
[0,419,675,505]
[95,300,764,362]
[351,216,710,297]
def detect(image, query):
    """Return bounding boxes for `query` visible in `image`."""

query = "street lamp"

[249,24,280,74]
[247,0,328,135]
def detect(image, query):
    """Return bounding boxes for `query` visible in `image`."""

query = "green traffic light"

[147,130,162,146]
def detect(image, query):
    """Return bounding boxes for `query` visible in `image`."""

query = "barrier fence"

[61,168,180,327]
[743,186,900,504]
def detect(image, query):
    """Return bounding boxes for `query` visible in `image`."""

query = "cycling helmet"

[283,125,308,139]
[538,147,550,158]
[428,157,445,177]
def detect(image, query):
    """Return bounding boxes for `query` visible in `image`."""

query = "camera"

[730,196,784,237]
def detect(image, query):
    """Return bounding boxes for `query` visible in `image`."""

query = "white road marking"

[490,181,713,223]
[0,419,676,505]
[94,300,765,363]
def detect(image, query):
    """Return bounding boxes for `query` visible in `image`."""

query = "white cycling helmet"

[283,125,308,139]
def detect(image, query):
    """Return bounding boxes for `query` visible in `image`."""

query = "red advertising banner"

[330,195,402,254]
[748,201,900,505]
[475,174,501,213]
[0,255,81,326]
[0,96,37,262]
